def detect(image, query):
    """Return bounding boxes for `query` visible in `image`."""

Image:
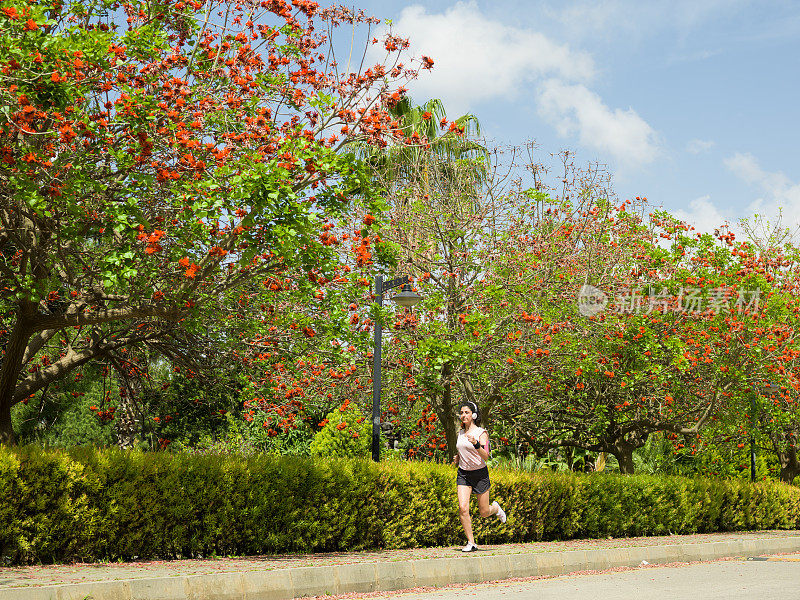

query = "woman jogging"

[452,400,506,552]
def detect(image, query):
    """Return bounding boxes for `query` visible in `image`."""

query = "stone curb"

[5,536,800,600]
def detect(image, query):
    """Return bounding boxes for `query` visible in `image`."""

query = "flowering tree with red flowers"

[221,97,483,458]
[677,220,800,483]
[139,198,403,452]
[0,0,428,443]
[501,210,800,474]
[372,141,800,474]
[364,148,619,458]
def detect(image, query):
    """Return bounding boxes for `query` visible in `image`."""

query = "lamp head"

[392,283,422,307]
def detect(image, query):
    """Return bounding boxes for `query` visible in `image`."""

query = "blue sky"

[352,0,800,234]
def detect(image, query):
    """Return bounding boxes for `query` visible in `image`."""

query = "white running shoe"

[461,542,479,552]
[492,501,507,524]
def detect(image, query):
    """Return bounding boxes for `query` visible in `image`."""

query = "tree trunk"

[114,394,140,449]
[432,391,457,459]
[438,362,457,459]
[611,440,636,474]
[778,446,800,485]
[0,401,13,445]
[442,406,457,460]
[480,397,493,431]
[0,306,36,445]
[111,363,141,449]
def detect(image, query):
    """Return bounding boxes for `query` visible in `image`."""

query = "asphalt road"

[377,555,800,600]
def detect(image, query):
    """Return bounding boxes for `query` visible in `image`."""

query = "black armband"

[473,441,482,449]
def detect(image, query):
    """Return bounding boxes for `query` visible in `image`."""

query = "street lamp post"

[750,392,757,483]
[372,275,422,462]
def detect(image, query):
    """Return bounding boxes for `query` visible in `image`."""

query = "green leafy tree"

[0,0,418,442]
[378,154,628,459]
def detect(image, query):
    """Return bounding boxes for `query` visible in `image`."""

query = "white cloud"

[686,139,715,154]
[724,152,800,227]
[673,194,736,236]
[536,79,660,168]
[668,154,800,238]
[374,1,661,171]
[388,2,595,116]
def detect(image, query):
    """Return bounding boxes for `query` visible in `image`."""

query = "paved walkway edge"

[6,536,800,600]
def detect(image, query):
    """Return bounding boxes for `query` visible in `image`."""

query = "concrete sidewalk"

[3,530,800,600]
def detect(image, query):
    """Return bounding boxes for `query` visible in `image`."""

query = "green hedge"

[1,446,799,564]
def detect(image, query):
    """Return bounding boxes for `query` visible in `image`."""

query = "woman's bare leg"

[457,485,475,544]
[476,489,498,518]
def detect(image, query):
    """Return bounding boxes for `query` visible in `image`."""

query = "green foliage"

[141,373,246,451]
[0,446,104,564]
[490,435,607,474]
[173,413,258,456]
[669,436,778,481]
[258,419,315,456]
[309,403,371,458]
[11,373,116,447]
[1,447,799,565]
[179,412,317,458]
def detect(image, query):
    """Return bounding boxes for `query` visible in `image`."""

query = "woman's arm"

[475,431,490,461]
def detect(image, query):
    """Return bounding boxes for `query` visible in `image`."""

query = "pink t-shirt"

[456,427,488,471]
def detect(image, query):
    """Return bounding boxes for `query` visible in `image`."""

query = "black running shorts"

[456,466,490,495]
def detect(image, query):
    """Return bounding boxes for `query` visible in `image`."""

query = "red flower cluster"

[89,404,116,424]
[179,257,200,278]
[353,236,372,267]
[520,310,541,323]
[320,230,338,245]
[137,228,165,254]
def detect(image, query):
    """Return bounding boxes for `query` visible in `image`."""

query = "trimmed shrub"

[309,402,371,458]
[0,446,798,565]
